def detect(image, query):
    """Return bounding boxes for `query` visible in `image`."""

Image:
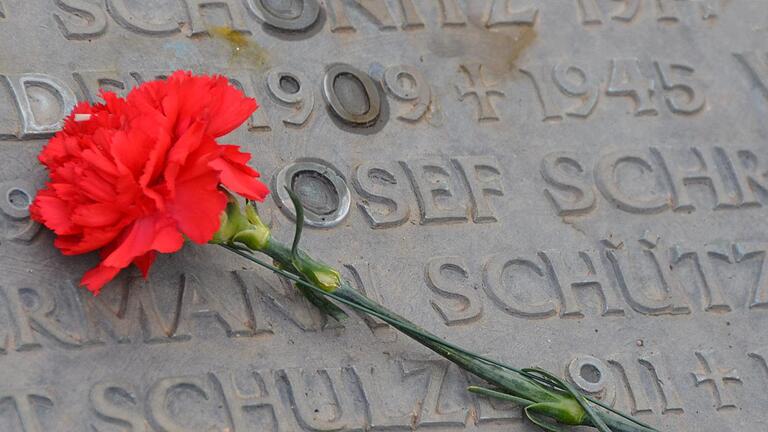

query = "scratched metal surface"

[0,1,767,431]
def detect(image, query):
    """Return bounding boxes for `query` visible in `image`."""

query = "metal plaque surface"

[0,1,766,431]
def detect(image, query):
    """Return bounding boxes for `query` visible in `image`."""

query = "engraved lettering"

[734,51,768,100]
[638,352,684,413]
[72,70,128,102]
[323,63,381,127]
[0,389,54,432]
[606,58,658,116]
[456,64,505,122]
[106,0,180,36]
[90,381,147,431]
[654,62,706,114]
[147,376,213,431]
[576,0,603,24]
[482,251,557,319]
[382,65,431,122]
[1,73,77,139]
[181,0,251,36]
[653,147,736,211]
[539,249,625,318]
[670,242,732,312]
[0,180,41,242]
[279,367,363,430]
[326,0,397,32]
[485,0,539,28]
[234,269,324,332]
[611,0,641,22]
[568,356,616,405]
[607,353,653,414]
[354,364,413,429]
[553,63,600,118]
[602,236,691,316]
[400,359,469,427]
[425,256,482,326]
[175,273,256,338]
[452,156,504,223]
[352,161,411,229]
[213,369,301,431]
[692,350,742,410]
[4,286,82,350]
[520,63,563,121]
[343,262,395,339]
[595,149,670,214]
[733,241,768,309]
[430,0,465,27]
[401,158,468,224]
[81,278,187,345]
[541,151,597,216]
[266,67,314,127]
[720,148,768,207]
[398,0,425,29]
[53,0,108,40]
[245,0,320,32]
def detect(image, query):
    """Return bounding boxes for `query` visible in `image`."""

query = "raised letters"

[539,249,625,318]
[266,67,314,127]
[670,242,732,312]
[541,152,597,216]
[181,0,251,36]
[456,64,505,122]
[352,161,411,229]
[0,180,40,242]
[53,0,108,40]
[692,351,743,410]
[482,251,557,319]
[323,63,381,127]
[733,242,768,309]
[90,381,147,431]
[452,156,504,223]
[485,0,539,28]
[381,65,431,122]
[280,367,363,430]
[245,0,321,32]
[106,0,179,36]
[0,389,54,432]
[606,58,658,116]
[734,51,768,100]
[425,256,483,326]
[1,73,77,139]
[400,157,468,224]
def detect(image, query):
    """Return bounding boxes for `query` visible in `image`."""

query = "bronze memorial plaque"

[0,0,766,431]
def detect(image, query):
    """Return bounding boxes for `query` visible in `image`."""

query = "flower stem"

[222,242,660,432]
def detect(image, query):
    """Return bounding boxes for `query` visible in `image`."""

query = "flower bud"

[293,253,341,293]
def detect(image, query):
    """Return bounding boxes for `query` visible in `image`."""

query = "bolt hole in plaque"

[7,188,31,210]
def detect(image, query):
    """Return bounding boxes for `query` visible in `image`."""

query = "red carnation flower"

[30,71,269,294]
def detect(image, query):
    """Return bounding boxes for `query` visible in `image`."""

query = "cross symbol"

[692,351,742,410]
[456,64,505,121]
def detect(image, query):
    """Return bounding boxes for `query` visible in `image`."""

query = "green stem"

[223,242,659,432]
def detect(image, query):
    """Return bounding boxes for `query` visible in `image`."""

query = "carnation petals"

[209,146,270,202]
[31,71,269,294]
